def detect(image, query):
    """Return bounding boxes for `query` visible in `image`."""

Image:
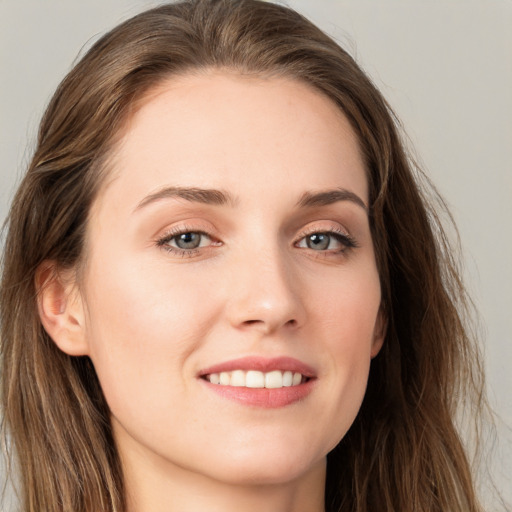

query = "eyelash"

[155,225,358,258]
[294,226,359,255]
[156,225,217,258]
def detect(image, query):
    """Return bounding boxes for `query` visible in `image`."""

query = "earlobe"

[370,308,387,358]
[36,261,89,356]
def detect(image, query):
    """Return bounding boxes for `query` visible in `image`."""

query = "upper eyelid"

[155,222,216,240]
[297,225,348,235]
[294,222,352,239]
[159,227,212,239]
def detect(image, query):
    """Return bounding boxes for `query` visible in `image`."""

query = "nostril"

[237,317,298,333]
[242,319,262,326]
[241,318,297,328]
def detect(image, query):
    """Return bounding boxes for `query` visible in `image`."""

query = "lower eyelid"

[164,247,201,257]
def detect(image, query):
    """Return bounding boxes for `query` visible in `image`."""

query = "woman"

[0,0,488,511]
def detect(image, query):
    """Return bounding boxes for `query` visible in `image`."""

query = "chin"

[196,443,327,486]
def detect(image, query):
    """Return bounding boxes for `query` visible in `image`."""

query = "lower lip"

[200,379,316,408]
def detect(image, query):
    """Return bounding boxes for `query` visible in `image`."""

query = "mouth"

[198,356,316,408]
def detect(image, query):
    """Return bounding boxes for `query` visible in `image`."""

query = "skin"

[40,71,385,512]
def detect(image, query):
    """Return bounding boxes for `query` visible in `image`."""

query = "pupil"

[177,232,200,249]
[308,233,329,250]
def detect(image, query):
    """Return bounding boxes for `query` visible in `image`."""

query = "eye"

[303,233,334,251]
[296,230,357,252]
[156,229,218,255]
[171,232,208,250]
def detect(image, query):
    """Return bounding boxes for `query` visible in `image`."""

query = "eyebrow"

[134,186,367,213]
[296,188,368,212]
[134,186,236,212]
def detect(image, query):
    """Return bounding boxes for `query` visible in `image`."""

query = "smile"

[198,356,316,408]
[204,370,307,388]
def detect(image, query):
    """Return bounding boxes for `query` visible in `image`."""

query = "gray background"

[1,0,510,509]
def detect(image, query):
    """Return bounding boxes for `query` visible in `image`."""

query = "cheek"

[84,246,219,342]
[317,261,381,349]
[309,266,381,442]
[81,252,220,416]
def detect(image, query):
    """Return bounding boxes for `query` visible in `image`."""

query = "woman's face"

[78,72,384,486]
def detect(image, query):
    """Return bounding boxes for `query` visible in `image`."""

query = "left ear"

[370,307,387,358]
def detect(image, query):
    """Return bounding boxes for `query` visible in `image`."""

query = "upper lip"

[198,356,316,378]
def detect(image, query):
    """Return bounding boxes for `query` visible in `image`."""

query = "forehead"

[92,71,368,217]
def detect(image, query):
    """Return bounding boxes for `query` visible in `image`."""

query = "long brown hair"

[1,1,486,510]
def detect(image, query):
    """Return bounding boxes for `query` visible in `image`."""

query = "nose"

[224,246,306,335]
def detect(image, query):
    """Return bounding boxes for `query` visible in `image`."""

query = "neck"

[126,471,325,512]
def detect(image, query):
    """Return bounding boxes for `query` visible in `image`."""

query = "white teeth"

[292,372,302,386]
[246,370,265,388]
[230,370,246,387]
[206,370,306,388]
[265,370,282,389]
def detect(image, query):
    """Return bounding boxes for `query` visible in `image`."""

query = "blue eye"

[305,233,332,250]
[296,231,357,252]
[157,230,214,253]
[173,232,204,250]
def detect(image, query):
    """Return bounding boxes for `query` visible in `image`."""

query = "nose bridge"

[225,240,304,333]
